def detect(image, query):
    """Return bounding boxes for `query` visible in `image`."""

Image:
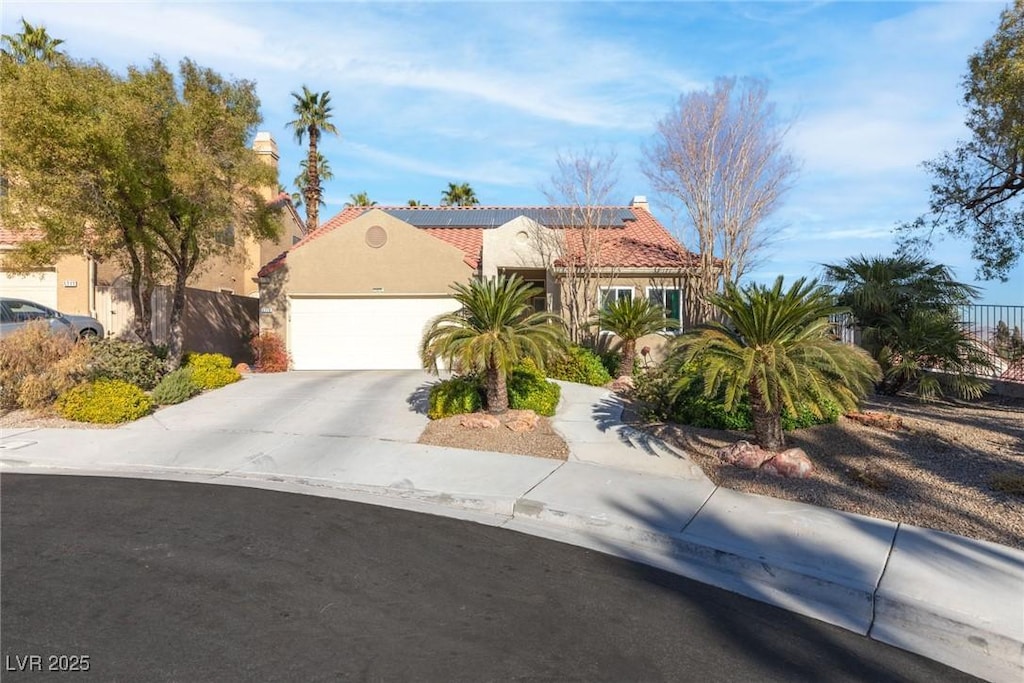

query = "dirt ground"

[418,412,568,460]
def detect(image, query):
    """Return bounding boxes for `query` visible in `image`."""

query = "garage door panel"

[289,297,460,370]
[1,271,58,309]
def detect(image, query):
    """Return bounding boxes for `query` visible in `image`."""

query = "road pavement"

[0,474,978,683]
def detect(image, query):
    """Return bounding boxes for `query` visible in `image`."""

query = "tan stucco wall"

[55,255,91,314]
[481,216,548,277]
[260,209,473,338]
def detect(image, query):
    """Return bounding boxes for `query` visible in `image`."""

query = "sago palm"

[287,86,339,232]
[421,275,567,413]
[594,297,677,376]
[667,276,881,451]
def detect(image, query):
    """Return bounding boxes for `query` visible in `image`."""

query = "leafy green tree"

[407,199,425,207]
[667,277,880,451]
[421,275,567,414]
[904,1,1024,280]
[292,153,333,210]
[823,255,992,399]
[440,182,479,207]
[1,55,278,368]
[287,86,339,233]
[593,297,677,377]
[1,18,65,65]
[345,192,377,208]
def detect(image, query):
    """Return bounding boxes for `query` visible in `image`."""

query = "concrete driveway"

[126,370,436,442]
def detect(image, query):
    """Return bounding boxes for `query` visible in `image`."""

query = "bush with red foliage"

[251,332,290,373]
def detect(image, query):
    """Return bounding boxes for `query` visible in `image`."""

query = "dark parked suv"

[0,298,105,340]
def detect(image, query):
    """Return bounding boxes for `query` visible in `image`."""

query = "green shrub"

[634,364,838,432]
[185,352,240,390]
[0,321,91,410]
[55,379,152,423]
[151,368,201,405]
[508,361,561,416]
[545,345,612,386]
[427,375,483,419]
[89,338,164,390]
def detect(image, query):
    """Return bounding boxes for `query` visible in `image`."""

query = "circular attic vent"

[365,225,388,248]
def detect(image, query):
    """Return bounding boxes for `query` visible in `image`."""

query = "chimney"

[252,132,280,202]
[630,195,649,212]
[252,131,279,171]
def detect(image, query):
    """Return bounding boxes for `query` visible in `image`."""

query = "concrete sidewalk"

[1,377,1021,682]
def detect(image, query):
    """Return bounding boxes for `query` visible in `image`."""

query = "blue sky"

[5,1,1022,304]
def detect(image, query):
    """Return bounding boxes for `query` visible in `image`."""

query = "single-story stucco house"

[258,197,706,371]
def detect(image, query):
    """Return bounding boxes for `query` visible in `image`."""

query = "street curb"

[2,461,1020,682]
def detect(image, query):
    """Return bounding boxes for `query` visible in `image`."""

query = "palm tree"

[1,18,65,65]
[292,154,333,210]
[407,199,425,207]
[823,255,990,398]
[345,192,377,207]
[440,182,479,207]
[287,86,340,233]
[421,275,568,414]
[594,297,677,376]
[668,276,880,451]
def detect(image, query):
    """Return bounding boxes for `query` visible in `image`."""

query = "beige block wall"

[260,209,473,339]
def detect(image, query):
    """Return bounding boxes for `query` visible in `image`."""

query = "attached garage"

[289,296,460,370]
[0,270,58,309]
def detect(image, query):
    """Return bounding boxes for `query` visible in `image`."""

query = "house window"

[647,287,682,330]
[599,286,633,310]
[217,224,236,246]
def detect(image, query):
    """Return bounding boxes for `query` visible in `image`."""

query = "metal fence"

[956,304,1024,383]
[830,306,1024,385]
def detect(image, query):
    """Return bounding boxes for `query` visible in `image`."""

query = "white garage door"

[0,270,58,309]
[289,296,461,370]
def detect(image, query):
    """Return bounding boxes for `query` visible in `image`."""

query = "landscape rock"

[762,448,815,479]
[610,375,635,394]
[715,440,774,470]
[235,363,251,374]
[459,413,501,429]
[504,410,540,433]
[845,411,904,431]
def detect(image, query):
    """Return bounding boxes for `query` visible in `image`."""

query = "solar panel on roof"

[380,207,633,228]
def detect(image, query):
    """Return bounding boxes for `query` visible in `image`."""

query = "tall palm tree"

[292,153,333,210]
[421,275,568,414]
[668,276,880,451]
[345,192,377,207]
[1,18,65,65]
[287,86,339,233]
[823,254,990,398]
[440,182,479,207]
[594,297,677,376]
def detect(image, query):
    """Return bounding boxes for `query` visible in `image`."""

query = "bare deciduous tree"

[642,76,797,323]
[538,148,621,344]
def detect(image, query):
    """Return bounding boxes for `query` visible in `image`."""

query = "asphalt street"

[1,474,977,682]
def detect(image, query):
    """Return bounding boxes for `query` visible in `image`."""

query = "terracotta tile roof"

[258,205,698,277]
[556,207,700,269]
[0,227,42,246]
[998,359,1024,382]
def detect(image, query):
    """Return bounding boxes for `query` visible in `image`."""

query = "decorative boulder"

[459,413,501,429]
[715,440,774,470]
[235,363,251,374]
[762,448,815,479]
[504,410,540,433]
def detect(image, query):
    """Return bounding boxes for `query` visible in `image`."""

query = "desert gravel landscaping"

[418,411,569,460]
[638,393,1024,550]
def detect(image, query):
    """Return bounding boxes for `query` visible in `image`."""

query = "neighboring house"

[258,198,703,370]
[0,132,304,326]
